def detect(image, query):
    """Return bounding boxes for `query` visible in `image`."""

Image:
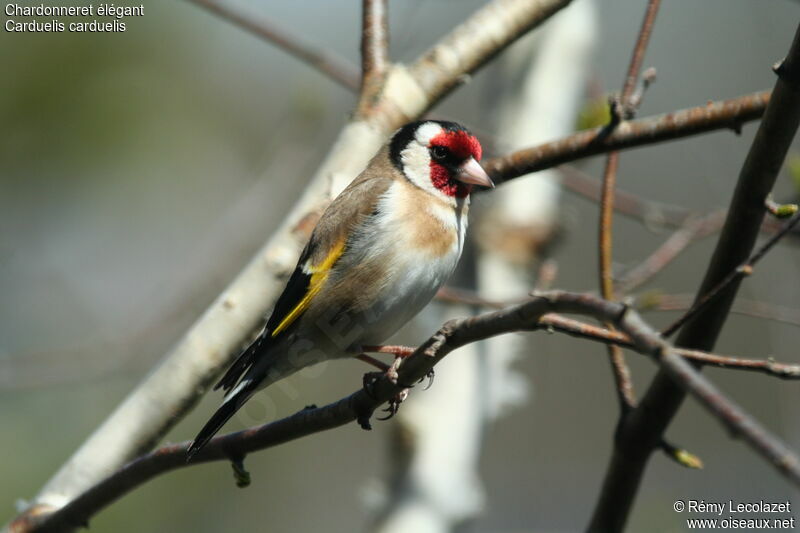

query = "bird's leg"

[356,346,412,386]
[362,344,416,358]
[361,344,435,389]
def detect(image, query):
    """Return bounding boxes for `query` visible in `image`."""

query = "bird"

[187,120,492,458]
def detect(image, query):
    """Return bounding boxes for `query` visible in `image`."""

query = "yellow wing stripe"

[270,239,346,338]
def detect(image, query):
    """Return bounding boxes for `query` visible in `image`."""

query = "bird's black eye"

[431,145,449,160]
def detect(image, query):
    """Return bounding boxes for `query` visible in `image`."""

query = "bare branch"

[589,23,800,532]
[673,347,800,379]
[14,292,799,533]
[599,152,636,409]
[598,0,661,410]
[438,288,800,380]
[483,90,771,183]
[543,313,800,379]
[619,0,661,112]
[187,0,360,91]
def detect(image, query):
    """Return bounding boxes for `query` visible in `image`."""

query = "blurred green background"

[2,1,800,531]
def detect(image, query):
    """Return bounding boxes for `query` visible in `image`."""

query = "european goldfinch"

[188,120,492,457]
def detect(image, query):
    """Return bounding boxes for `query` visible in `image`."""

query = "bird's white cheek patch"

[399,143,431,188]
[400,143,461,206]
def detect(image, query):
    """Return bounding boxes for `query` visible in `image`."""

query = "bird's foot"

[356,344,433,422]
[359,353,412,422]
[422,368,435,390]
[357,344,418,385]
[377,388,409,420]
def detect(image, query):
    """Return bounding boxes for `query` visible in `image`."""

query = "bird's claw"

[421,368,435,390]
[377,388,409,420]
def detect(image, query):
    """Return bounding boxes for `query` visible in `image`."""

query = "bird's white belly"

[357,249,459,345]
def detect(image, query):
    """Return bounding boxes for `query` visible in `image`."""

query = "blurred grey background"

[2,1,799,531]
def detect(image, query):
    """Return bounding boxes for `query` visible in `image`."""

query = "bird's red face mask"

[428,129,493,198]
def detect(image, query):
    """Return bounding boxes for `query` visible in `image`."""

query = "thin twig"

[661,211,800,337]
[598,0,661,410]
[599,150,636,409]
[543,314,800,378]
[598,153,624,301]
[615,210,727,294]
[14,292,799,533]
[620,2,661,109]
[187,0,360,91]
[673,348,800,378]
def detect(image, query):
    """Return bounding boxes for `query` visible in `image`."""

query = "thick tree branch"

[588,23,800,533]
[187,0,360,91]
[356,0,390,117]
[407,0,573,112]
[13,292,799,533]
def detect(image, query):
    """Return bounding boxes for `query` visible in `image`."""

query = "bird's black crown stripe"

[389,120,469,170]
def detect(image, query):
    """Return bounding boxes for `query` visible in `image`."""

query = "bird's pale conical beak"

[456,157,494,188]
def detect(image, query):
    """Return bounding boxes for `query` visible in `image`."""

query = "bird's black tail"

[215,333,271,392]
[187,379,257,461]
